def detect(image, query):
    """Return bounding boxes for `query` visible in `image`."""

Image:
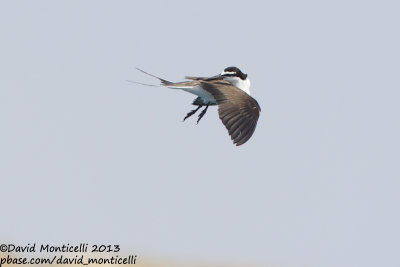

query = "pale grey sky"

[1,1,399,267]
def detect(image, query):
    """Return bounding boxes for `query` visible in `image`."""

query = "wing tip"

[230,121,258,146]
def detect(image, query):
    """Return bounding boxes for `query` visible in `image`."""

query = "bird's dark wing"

[185,76,208,81]
[200,81,261,146]
[185,74,223,81]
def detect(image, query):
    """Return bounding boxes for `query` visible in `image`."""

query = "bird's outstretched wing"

[185,76,208,81]
[200,81,261,146]
[185,74,223,81]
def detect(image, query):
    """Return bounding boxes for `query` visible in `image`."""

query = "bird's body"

[134,66,261,146]
[166,82,217,105]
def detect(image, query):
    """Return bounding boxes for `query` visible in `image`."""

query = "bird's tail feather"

[125,80,160,87]
[135,67,172,86]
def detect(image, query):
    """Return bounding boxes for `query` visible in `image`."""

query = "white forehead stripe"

[221,71,236,75]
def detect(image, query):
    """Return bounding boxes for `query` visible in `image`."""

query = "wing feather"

[200,81,261,146]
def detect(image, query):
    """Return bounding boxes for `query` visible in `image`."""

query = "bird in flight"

[132,66,261,146]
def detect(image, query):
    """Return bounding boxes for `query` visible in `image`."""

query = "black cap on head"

[222,66,247,80]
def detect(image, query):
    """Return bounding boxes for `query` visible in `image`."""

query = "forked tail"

[135,68,173,86]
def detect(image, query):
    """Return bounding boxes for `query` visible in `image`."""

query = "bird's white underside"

[166,77,251,103]
[167,85,217,103]
[223,76,251,95]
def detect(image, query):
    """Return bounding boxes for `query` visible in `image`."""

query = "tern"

[132,66,261,146]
